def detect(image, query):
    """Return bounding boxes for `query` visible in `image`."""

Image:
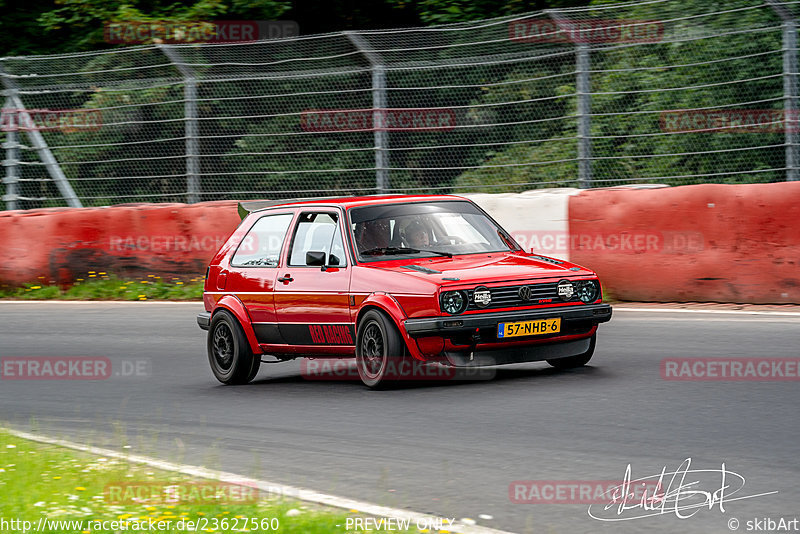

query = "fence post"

[547,11,592,188]
[156,43,200,203]
[2,99,19,210]
[767,1,799,182]
[185,78,200,202]
[782,21,798,182]
[576,43,592,189]
[345,32,388,194]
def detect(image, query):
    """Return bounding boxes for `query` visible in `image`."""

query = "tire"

[207,310,260,385]
[547,334,596,369]
[355,310,407,389]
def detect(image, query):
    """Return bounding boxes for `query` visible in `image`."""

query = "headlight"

[576,280,599,303]
[440,290,467,315]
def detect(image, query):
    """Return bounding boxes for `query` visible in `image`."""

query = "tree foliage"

[0,0,590,55]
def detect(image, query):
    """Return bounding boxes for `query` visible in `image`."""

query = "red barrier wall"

[0,201,241,286]
[569,182,800,304]
[3,184,799,304]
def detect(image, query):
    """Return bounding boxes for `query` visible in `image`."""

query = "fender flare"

[211,295,262,354]
[356,293,425,361]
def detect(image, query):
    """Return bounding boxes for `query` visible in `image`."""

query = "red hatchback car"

[197,195,612,388]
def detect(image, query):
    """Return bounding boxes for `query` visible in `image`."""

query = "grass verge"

[0,429,419,533]
[0,274,203,301]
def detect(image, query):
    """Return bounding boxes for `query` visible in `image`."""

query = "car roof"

[240,194,469,218]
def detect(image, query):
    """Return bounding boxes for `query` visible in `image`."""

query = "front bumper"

[197,312,211,331]
[403,303,612,336]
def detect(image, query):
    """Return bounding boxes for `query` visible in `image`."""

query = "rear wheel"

[547,334,596,369]
[208,310,260,384]
[356,310,406,389]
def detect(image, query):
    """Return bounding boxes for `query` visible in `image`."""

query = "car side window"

[230,213,293,267]
[288,212,347,267]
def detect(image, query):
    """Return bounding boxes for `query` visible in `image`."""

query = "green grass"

[0,274,204,301]
[0,429,413,534]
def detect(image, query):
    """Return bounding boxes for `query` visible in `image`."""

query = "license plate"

[498,318,561,338]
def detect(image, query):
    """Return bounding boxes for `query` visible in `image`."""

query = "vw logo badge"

[518,285,532,301]
[473,286,492,308]
[557,280,575,301]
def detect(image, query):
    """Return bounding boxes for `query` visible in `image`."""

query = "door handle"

[277,274,294,283]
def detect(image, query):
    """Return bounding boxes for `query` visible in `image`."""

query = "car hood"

[370,252,595,286]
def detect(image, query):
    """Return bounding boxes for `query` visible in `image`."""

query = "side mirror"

[306,250,326,267]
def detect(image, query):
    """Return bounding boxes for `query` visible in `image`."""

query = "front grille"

[467,282,573,311]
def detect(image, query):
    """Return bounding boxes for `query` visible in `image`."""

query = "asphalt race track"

[1,302,798,534]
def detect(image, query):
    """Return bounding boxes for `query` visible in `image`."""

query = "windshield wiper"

[360,246,452,258]
[416,248,453,258]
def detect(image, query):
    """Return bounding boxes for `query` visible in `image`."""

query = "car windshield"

[350,200,518,261]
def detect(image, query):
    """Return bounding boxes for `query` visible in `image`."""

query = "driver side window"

[288,212,347,267]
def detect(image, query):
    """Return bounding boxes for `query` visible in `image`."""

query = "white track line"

[3,427,512,534]
[614,307,800,317]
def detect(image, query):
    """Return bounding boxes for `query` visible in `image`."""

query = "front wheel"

[547,334,596,369]
[355,310,407,389]
[208,310,260,384]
